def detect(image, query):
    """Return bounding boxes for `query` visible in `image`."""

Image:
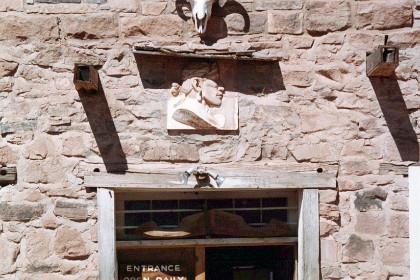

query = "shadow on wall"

[370,77,419,161]
[77,81,128,173]
[175,0,250,43]
[134,54,285,94]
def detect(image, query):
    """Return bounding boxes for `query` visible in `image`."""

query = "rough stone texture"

[0,14,59,41]
[305,1,351,35]
[61,14,118,39]
[55,226,88,260]
[268,11,303,35]
[355,1,413,30]
[343,235,375,263]
[0,202,44,221]
[0,0,417,278]
[54,200,89,220]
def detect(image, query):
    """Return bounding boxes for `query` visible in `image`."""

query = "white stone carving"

[167,77,238,130]
[187,0,229,34]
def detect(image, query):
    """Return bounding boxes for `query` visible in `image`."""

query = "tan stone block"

[55,226,88,259]
[380,239,409,266]
[305,1,351,35]
[321,238,339,265]
[0,14,59,41]
[0,0,23,12]
[256,0,303,10]
[199,142,236,164]
[283,68,313,87]
[389,213,409,238]
[0,145,18,165]
[121,15,184,37]
[0,59,18,78]
[25,229,52,267]
[41,212,59,229]
[0,202,44,221]
[390,193,409,211]
[142,140,200,162]
[61,132,85,157]
[108,0,139,12]
[61,14,118,39]
[319,189,338,204]
[300,111,349,133]
[388,30,420,49]
[320,218,338,237]
[268,11,303,34]
[319,203,340,221]
[355,0,413,30]
[0,236,19,274]
[25,135,56,160]
[290,143,331,162]
[141,2,167,15]
[26,4,98,14]
[355,211,386,235]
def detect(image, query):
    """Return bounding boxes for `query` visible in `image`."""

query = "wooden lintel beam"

[0,167,17,186]
[84,171,336,190]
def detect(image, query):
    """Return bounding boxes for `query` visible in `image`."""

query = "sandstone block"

[0,0,23,12]
[61,133,85,157]
[256,0,303,10]
[319,189,337,204]
[199,142,236,163]
[291,143,331,162]
[142,140,199,162]
[121,15,184,37]
[55,226,88,260]
[305,1,351,35]
[21,157,68,184]
[262,143,288,160]
[226,12,267,35]
[0,237,19,274]
[320,218,338,237]
[319,203,340,221]
[389,213,409,238]
[355,1,413,30]
[381,239,409,266]
[388,30,420,48]
[0,202,44,221]
[26,4,98,14]
[0,77,13,92]
[300,111,349,133]
[41,212,59,229]
[283,69,313,87]
[321,238,339,265]
[61,14,118,39]
[390,194,409,211]
[355,211,386,235]
[268,11,303,34]
[25,135,56,160]
[0,59,18,78]
[141,2,167,15]
[343,234,375,262]
[108,0,139,12]
[54,200,88,220]
[0,145,18,165]
[0,15,59,41]
[25,229,52,267]
[340,159,372,176]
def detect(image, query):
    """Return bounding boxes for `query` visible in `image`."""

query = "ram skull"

[187,0,228,34]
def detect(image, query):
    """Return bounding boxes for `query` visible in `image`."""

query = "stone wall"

[0,0,419,279]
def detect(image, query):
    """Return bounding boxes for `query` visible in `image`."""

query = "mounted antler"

[187,0,229,34]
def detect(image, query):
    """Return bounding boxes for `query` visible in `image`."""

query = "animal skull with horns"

[187,0,228,34]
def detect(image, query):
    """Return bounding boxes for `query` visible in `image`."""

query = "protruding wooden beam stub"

[0,167,17,186]
[366,45,399,77]
[74,64,100,93]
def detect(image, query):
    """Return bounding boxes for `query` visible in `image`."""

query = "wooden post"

[298,189,319,280]
[195,246,205,280]
[98,188,117,280]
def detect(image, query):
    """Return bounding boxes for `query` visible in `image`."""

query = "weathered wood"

[98,188,117,280]
[298,189,319,280]
[133,45,279,61]
[0,167,17,186]
[379,162,413,176]
[195,246,205,280]
[84,171,336,191]
[77,162,339,177]
[409,166,420,278]
[117,237,298,249]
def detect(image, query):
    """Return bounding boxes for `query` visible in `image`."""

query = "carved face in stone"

[187,0,228,34]
[201,79,224,106]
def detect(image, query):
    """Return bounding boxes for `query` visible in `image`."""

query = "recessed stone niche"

[134,51,284,132]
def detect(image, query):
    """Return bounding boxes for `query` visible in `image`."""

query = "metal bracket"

[366,45,399,77]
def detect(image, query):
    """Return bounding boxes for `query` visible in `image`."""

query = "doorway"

[206,246,295,280]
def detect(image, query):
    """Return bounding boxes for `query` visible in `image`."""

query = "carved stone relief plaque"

[167,77,238,130]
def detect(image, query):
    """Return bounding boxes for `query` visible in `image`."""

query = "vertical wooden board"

[195,246,205,280]
[298,189,319,280]
[98,188,117,280]
[409,166,420,278]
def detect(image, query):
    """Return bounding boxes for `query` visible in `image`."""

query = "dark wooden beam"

[0,167,17,186]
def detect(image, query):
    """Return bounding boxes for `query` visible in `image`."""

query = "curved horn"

[218,0,228,7]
